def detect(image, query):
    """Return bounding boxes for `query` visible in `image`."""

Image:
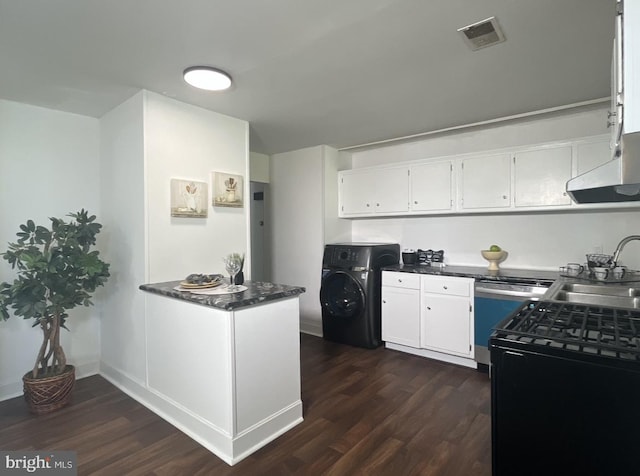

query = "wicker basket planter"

[22,365,75,415]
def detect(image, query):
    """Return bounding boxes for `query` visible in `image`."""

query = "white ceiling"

[0,0,615,155]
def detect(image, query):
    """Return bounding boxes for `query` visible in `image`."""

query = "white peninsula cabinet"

[382,272,475,369]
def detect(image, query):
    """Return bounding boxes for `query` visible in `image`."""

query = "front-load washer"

[320,242,399,348]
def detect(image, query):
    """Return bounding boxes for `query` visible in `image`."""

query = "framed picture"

[170,179,208,218]
[212,172,244,208]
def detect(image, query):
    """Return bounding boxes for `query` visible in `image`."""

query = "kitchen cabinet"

[339,166,409,216]
[338,135,639,219]
[420,275,474,358]
[576,137,612,175]
[410,161,454,212]
[381,272,421,348]
[513,145,572,207]
[459,153,511,209]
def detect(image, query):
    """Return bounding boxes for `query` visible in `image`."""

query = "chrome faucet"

[612,235,640,266]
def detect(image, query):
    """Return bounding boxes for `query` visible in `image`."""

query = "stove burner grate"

[494,301,640,360]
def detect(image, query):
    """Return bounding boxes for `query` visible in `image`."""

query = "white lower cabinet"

[382,272,475,367]
[381,272,420,348]
[421,275,474,358]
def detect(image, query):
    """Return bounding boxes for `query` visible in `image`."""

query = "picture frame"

[212,172,244,208]
[170,179,208,218]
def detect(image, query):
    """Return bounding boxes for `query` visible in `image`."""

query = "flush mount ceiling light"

[183,66,232,91]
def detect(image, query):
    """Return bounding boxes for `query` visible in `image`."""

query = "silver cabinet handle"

[443,285,448,290]
[427,306,431,310]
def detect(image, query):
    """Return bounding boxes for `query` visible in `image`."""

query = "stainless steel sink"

[559,283,640,297]
[548,282,640,309]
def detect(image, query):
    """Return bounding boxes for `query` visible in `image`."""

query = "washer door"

[320,271,366,318]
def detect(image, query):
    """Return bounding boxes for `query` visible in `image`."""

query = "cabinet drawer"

[382,271,420,289]
[421,276,471,297]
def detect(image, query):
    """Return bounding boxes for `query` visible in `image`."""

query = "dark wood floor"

[0,334,491,475]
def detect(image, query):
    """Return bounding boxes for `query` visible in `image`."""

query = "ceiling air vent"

[458,16,505,51]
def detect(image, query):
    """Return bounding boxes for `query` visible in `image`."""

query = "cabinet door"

[339,170,375,215]
[410,162,453,211]
[576,138,611,175]
[421,294,471,357]
[514,146,572,207]
[382,286,420,348]
[374,167,409,213]
[460,154,511,209]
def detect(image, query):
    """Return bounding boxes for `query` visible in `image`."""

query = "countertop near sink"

[383,264,559,285]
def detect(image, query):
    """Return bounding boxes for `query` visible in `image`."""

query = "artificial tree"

[0,209,110,381]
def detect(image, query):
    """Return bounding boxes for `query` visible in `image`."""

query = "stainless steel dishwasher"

[474,278,552,368]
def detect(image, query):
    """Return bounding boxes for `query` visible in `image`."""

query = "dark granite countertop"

[382,264,559,285]
[139,280,306,311]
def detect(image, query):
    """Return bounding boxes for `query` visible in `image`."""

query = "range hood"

[567,131,640,203]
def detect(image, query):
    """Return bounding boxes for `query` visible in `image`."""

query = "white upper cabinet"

[410,161,454,212]
[339,166,409,216]
[337,135,637,218]
[339,169,376,215]
[576,137,611,175]
[514,145,572,207]
[460,153,511,209]
[378,167,410,213]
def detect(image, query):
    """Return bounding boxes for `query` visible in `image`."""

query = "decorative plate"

[179,279,223,289]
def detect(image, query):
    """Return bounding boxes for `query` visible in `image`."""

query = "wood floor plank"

[0,334,492,475]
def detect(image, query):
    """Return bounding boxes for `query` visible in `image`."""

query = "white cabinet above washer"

[410,161,454,212]
[339,166,409,216]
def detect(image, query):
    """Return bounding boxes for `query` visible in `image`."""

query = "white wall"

[270,145,349,335]
[250,151,269,183]
[324,149,352,244]
[271,146,324,333]
[144,91,250,282]
[0,99,101,400]
[99,92,148,386]
[350,105,640,270]
[351,105,609,167]
[99,90,250,390]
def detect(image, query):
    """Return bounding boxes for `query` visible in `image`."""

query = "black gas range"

[490,300,640,476]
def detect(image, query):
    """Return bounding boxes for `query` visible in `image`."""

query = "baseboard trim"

[0,360,99,403]
[299,319,322,337]
[99,362,302,466]
[385,343,477,369]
